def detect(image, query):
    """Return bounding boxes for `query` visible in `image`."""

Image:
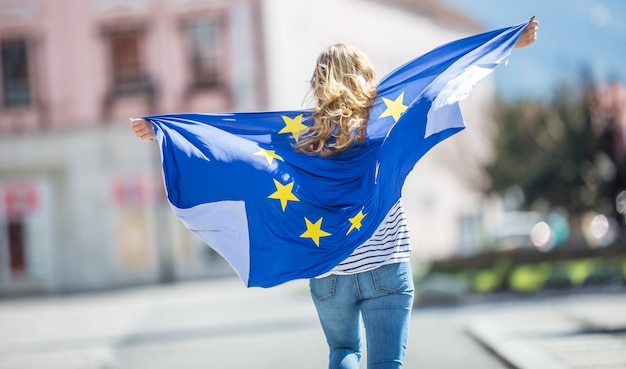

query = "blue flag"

[146,21,529,288]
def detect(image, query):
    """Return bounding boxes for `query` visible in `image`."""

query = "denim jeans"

[309,262,414,369]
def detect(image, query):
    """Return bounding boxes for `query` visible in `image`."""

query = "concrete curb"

[465,318,569,369]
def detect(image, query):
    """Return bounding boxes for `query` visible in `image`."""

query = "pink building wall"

[0,0,265,294]
[0,0,264,133]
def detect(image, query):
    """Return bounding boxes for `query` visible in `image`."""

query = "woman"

[297,42,414,369]
[131,18,539,369]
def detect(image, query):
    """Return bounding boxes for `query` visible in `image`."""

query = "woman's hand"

[130,118,156,140]
[515,17,539,49]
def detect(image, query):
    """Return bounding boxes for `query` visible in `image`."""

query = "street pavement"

[465,290,626,369]
[0,276,624,369]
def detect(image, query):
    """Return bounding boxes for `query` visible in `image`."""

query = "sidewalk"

[465,292,626,369]
[0,277,623,369]
[0,276,507,369]
[0,277,324,369]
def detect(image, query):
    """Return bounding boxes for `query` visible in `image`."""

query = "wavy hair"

[293,44,377,157]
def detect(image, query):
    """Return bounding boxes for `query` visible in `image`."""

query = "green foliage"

[427,256,626,295]
[485,79,625,219]
[566,259,598,286]
[471,258,512,293]
[472,269,501,293]
[508,263,552,292]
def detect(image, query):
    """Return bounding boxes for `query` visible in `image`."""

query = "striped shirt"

[316,199,411,278]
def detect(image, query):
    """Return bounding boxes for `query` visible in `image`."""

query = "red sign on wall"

[113,176,148,207]
[3,184,39,219]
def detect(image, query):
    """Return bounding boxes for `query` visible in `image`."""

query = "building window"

[186,19,221,88]
[1,38,32,107]
[8,221,27,274]
[106,29,147,94]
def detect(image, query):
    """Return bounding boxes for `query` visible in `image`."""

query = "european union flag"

[146,21,529,287]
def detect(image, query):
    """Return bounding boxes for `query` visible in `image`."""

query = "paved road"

[0,277,624,369]
[465,290,626,369]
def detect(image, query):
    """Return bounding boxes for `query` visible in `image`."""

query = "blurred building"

[0,0,494,295]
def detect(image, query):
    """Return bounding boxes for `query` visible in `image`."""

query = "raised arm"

[130,118,156,140]
[514,17,539,49]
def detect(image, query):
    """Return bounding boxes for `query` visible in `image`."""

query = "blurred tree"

[485,76,626,233]
[588,81,626,223]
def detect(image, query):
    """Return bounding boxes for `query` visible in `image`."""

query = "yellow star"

[347,209,367,235]
[254,147,284,165]
[278,114,308,142]
[379,92,408,122]
[300,217,331,247]
[268,179,299,211]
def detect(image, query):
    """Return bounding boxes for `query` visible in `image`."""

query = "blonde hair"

[294,43,377,157]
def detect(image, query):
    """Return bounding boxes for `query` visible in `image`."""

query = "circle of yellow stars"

[253,92,407,247]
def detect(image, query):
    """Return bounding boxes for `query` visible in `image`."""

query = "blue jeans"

[309,262,414,369]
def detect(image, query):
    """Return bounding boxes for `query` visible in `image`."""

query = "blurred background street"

[1,276,624,369]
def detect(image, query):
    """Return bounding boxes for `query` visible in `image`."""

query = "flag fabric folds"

[145,21,530,288]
